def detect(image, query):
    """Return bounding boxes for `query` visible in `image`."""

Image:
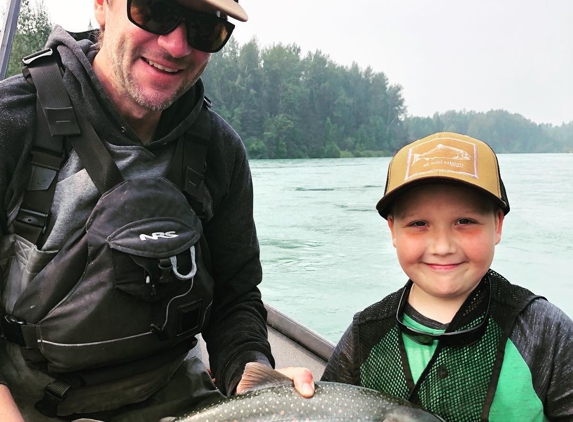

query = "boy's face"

[387,183,504,305]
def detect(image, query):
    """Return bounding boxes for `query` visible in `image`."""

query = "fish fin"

[239,362,292,392]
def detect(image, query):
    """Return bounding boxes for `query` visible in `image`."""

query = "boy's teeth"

[146,59,178,73]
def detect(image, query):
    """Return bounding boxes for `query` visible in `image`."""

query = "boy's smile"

[387,183,504,316]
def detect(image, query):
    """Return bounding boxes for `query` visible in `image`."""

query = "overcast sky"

[37,0,573,125]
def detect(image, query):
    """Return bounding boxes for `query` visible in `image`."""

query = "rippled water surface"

[250,154,573,343]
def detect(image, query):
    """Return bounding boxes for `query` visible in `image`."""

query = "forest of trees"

[4,0,573,157]
[202,39,408,158]
[2,0,52,78]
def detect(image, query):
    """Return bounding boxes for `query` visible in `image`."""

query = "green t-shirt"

[402,315,548,421]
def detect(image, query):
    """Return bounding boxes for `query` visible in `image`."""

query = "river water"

[250,153,573,343]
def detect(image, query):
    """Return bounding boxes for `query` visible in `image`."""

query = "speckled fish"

[173,362,444,422]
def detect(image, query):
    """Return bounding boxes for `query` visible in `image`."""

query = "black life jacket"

[0,47,216,417]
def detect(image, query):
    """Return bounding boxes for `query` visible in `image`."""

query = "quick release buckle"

[35,379,72,418]
[15,208,50,232]
[22,48,53,66]
[0,314,26,346]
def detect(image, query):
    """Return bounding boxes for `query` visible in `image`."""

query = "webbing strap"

[24,49,81,138]
[13,49,77,244]
[166,104,211,218]
[35,379,73,418]
[14,49,124,246]
[67,108,124,194]
[24,49,124,195]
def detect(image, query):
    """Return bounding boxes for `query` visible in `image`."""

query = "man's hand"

[0,385,25,422]
[275,367,315,398]
[236,366,315,398]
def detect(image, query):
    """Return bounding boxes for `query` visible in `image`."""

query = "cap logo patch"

[405,139,478,181]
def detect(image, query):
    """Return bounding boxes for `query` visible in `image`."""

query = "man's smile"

[143,57,181,73]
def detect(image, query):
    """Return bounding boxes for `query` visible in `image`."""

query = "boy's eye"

[457,218,474,225]
[409,221,427,227]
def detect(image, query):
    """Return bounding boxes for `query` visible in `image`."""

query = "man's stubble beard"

[106,35,208,112]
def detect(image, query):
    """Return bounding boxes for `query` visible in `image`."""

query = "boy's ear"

[387,215,397,248]
[494,209,505,245]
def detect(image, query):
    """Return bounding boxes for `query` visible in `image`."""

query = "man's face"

[387,183,504,306]
[94,0,212,115]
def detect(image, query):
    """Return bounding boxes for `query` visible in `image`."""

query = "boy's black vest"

[356,270,540,422]
[0,48,215,417]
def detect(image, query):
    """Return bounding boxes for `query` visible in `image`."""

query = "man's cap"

[194,0,248,22]
[376,132,510,218]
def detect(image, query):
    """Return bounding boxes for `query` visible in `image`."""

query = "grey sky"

[41,0,573,125]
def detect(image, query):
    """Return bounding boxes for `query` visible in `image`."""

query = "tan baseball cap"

[194,0,248,21]
[376,132,510,218]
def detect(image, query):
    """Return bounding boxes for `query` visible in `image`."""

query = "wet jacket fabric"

[0,26,272,416]
[322,270,573,421]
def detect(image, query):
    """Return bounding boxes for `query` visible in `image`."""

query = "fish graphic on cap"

[412,143,471,164]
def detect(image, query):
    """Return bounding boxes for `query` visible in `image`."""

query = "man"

[0,0,313,420]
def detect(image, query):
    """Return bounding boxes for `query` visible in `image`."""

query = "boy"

[321,132,573,421]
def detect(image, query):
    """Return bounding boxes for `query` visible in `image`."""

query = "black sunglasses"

[395,280,491,348]
[127,0,235,53]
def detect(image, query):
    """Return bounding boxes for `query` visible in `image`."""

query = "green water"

[250,154,573,343]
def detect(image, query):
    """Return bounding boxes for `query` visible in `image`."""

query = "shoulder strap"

[14,48,124,245]
[166,100,212,219]
[15,48,212,245]
[13,49,78,245]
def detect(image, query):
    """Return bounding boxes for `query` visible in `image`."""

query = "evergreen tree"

[5,0,53,78]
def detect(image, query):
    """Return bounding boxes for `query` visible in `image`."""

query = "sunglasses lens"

[185,14,233,52]
[128,0,234,53]
[129,0,180,34]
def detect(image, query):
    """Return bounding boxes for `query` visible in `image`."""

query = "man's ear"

[94,0,107,28]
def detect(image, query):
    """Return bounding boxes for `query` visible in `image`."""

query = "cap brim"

[376,177,509,219]
[195,0,248,21]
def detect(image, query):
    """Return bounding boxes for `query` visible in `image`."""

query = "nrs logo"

[139,231,179,241]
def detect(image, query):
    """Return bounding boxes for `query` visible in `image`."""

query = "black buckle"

[184,166,205,202]
[0,315,26,346]
[35,380,72,418]
[31,149,63,171]
[15,208,50,232]
[22,48,53,66]
[44,106,81,137]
